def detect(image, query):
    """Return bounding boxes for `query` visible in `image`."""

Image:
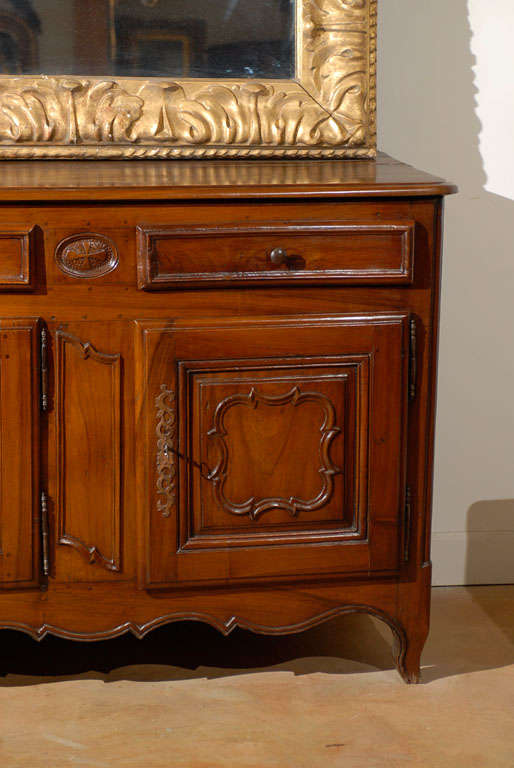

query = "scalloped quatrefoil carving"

[207,385,342,521]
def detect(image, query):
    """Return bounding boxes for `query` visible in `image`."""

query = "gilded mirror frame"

[0,0,376,159]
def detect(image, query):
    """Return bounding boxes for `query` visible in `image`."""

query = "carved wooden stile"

[409,317,417,401]
[155,385,177,518]
[40,326,48,412]
[40,490,50,578]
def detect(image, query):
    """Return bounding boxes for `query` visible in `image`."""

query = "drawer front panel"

[136,314,409,588]
[137,221,415,289]
[0,228,35,289]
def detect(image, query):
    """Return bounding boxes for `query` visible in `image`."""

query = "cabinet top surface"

[0,153,457,203]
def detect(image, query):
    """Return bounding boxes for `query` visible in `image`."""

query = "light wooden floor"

[1,586,513,767]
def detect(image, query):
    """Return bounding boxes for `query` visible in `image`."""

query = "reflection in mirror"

[0,0,295,78]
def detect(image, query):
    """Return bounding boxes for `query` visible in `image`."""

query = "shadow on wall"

[380,0,514,586]
[466,501,514,585]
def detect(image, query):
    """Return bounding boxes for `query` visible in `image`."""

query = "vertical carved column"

[155,384,177,518]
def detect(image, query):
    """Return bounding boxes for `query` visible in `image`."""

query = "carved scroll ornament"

[207,386,342,521]
[0,0,376,159]
[155,385,177,518]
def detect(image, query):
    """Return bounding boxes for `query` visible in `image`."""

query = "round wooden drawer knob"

[269,247,288,266]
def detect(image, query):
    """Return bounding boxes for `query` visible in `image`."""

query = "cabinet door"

[53,324,126,581]
[136,315,409,588]
[0,318,40,588]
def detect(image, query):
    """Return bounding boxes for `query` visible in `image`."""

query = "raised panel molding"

[0,228,36,289]
[0,319,40,588]
[187,362,361,548]
[137,315,408,587]
[56,330,122,572]
[206,386,342,520]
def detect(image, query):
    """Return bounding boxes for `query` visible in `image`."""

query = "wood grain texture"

[205,384,344,521]
[137,220,415,289]
[0,154,457,201]
[0,157,456,684]
[55,233,119,279]
[0,319,40,588]
[55,328,122,578]
[0,227,36,289]
[136,314,407,588]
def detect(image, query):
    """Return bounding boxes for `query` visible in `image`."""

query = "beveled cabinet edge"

[0,0,376,159]
[137,220,415,290]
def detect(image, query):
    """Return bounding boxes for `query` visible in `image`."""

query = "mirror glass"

[0,0,295,79]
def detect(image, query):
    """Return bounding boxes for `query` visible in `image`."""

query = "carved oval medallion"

[55,233,119,278]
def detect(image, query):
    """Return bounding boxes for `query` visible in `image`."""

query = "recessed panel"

[56,329,122,579]
[186,365,364,546]
[0,228,35,290]
[136,314,408,588]
[137,221,415,290]
[0,319,40,588]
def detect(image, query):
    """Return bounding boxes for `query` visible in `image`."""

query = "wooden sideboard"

[0,154,456,683]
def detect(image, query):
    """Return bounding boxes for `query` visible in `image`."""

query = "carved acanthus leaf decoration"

[0,79,358,148]
[302,0,375,148]
[0,0,376,158]
[0,78,144,144]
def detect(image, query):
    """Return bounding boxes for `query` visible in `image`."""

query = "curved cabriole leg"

[394,563,432,684]
[394,628,428,684]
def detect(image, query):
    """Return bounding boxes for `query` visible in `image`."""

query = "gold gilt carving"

[207,386,342,520]
[155,385,177,518]
[0,0,376,159]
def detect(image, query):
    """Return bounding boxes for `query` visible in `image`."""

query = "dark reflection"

[0,1,40,72]
[0,0,294,78]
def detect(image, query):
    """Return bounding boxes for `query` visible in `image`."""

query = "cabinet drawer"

[137,221,415,289]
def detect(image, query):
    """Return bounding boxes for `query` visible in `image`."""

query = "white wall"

[379,0,514,585]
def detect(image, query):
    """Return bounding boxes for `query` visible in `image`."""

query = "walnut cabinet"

[0,155,456,683]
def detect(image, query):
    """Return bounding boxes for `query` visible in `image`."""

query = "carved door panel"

[0,319,40,589]
[136,315,409,588]
[51,322,130,582]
